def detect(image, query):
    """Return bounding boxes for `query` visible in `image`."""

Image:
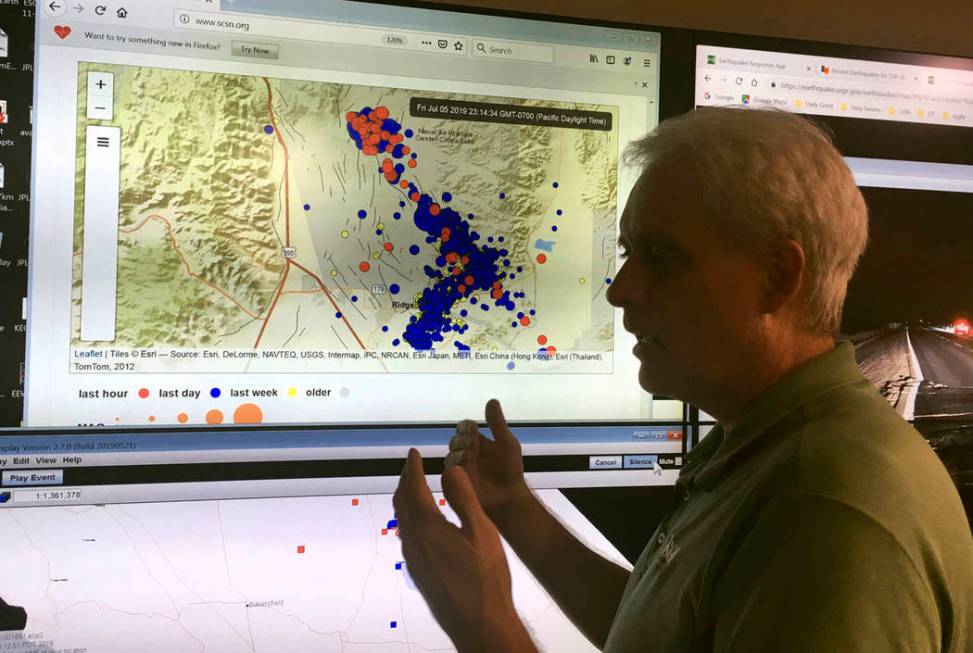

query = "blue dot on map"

[335,312,342,319]
[358,209,367,219]
[303,204,310,211]
[552,225,558,232]
[382,325,389,332]
[499,192,506,199]
[553,181,559,188]
[263,125,274,134]
[442,192,452,202]
[389,284,400,295]
[351,295,358,302]
[409,245,420,255]
[556,209,563,216]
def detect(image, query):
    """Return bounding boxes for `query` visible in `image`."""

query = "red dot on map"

[536,253,548,264]
[520,316,530,326]
[537,334,548,345]
[359,261,371,272]
[429,204,441,216]
[407,160,417,168]
[546,345,557,354]
[383,242,394,252]
[138,388,149,399]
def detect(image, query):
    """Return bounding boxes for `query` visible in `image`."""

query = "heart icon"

[54,25,72,40]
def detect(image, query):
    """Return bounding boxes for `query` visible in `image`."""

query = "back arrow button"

[45,0,67,16]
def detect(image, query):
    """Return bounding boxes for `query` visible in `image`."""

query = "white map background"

[0,490,630,652]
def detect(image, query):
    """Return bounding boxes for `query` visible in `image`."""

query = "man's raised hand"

[444,399,531,523]
[393,448,537,653]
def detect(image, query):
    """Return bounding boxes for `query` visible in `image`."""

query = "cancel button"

[588,455,623,470]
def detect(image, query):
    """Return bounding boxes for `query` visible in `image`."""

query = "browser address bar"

[174,9,470,56]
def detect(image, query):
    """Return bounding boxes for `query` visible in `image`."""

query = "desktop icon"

[0,29,7,58]
[623,56,632,66]
[741,94,751,105]
[54,24,72,40]
[606,55,615,65]
[706,54,716,64]
[0,163,4,189]
[0,100,7,124]
[820,65,830,74]
[927,75,935,85]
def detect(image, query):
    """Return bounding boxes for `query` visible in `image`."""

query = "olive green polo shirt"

[603,342,973,652]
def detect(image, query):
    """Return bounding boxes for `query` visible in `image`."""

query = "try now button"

[2,470,64,486]
[589,455,623,470]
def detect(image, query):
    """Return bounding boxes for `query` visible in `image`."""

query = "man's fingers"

[442,465,489,532]
[446,419,482,469]
[485,399,517,448]
[394,449,440,531]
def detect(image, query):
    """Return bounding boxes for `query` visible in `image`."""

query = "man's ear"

[760,238,805,315]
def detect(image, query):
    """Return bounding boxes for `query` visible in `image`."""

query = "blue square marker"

[390,621,397,629]
[395,562,403,570]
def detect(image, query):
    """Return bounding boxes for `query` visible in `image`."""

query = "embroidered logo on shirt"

[639,531,681,580]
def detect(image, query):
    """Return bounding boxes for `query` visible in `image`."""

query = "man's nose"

[606,260,630,308]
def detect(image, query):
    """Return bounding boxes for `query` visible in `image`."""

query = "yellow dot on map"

[288,387,298,398]
[372,251,381,260]
[273,118,279,125]
[579,277,586,285]
[377,223,385,231]
[330,269,338,277]
[341,230,350,239]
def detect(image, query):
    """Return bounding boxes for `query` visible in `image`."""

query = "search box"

[472,39,554,63]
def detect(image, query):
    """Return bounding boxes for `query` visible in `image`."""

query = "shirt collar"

[688,341,863,491]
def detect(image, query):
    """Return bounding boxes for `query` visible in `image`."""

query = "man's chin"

[637,366,672,398]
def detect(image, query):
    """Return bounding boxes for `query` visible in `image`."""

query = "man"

[393,108,973,652]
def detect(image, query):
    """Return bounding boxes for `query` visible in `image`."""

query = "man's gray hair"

[624,108,868,335]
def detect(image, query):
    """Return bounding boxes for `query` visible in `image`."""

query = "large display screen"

[0,443,632,651]
[26,0,670,429]
[694,39,973,522]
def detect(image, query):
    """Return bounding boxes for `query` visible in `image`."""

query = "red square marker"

[352,498,360,506]
[297,545,305,554]
[439,499,446,506]
[381,528,388,535]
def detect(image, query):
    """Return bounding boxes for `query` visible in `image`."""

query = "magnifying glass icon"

[476,42,486,53]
